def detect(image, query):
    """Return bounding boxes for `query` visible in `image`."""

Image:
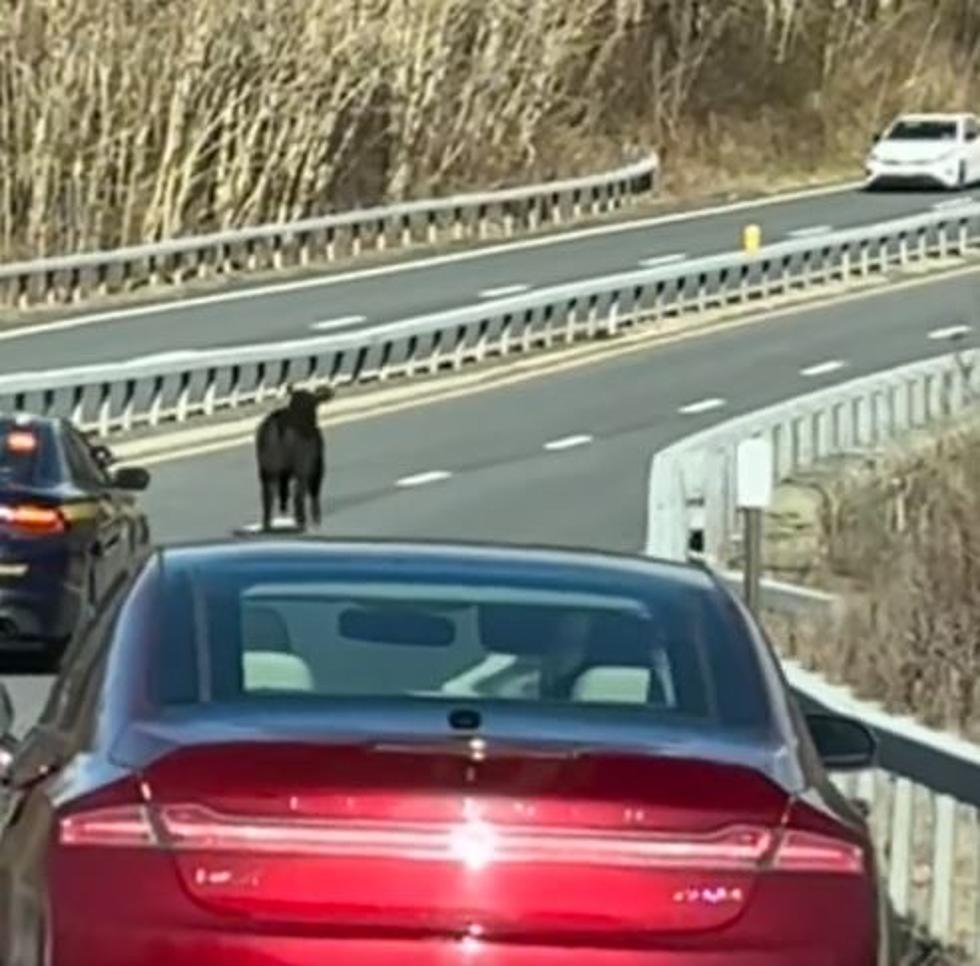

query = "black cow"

[254,385,334,531]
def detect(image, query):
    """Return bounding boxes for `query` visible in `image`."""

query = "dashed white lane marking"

[127,349,205,364]
[479,284,531,299]
[788,224,833,238]
[311,314,367,331]
[678,397,726,415]
[639,253,687,268]
[800,359,846,377]
[395,470,452,488]
[933,196,974,211]
[543,434,593,451]
[929,324,972,340]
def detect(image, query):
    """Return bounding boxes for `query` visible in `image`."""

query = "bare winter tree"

[2,0,980,258]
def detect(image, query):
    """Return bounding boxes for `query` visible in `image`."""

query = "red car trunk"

[51,739,873,952]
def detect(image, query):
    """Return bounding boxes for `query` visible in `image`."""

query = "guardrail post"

[563,300,578,345]
[147,377,164,428]
[120,381,136,432]
[605,293,621,337]
[70,387,85,426]
[550,192,562,226]
[585,296,599,339]
[734,438,773,613]
[202,370,218,417]
[97,383,112,436]
[928,795,956,943]
[858,239,869,277]
[497,314,513,357]
[888,777,914,918]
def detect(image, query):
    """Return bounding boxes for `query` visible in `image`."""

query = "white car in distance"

[865,112,980,190]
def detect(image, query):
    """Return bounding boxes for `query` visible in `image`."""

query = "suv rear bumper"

[0,583,80,644]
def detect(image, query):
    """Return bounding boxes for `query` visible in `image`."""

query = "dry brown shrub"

[769,426,980,743]
[2,0,980,259]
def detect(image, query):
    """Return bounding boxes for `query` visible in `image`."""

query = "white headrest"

[243,651,314,693]
[571,666,651,704]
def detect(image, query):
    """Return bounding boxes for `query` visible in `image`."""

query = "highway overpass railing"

[3,202,980,437]
[644,350,980,956]
[0,156,659,310]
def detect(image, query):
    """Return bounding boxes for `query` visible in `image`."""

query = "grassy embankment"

[766,419,980,965]
[770,418,980,745]
[3,0,980,259]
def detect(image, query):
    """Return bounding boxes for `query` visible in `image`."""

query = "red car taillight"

[50,757,876,954]
[59,802,864,875]
[0,503,66,536]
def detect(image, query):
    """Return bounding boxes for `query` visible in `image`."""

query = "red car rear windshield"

[146,552,775,732]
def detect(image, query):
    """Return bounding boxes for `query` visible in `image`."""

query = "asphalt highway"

[0,184,973,373]
[3,195,980,801]
[131,269,978,545]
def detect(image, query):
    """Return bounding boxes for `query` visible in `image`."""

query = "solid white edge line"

[0,180,864,344]
[543,434,593,451]
[479,284,531,299]
[678,397,726,415]
[395,470,452,488]
[311,315,367,331]
[800,359,846,377]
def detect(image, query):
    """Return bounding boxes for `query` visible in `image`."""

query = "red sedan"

[0,538,896,964]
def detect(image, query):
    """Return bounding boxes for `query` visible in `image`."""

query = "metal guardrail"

[4,202,980,438]
[645,349,980,563]
[644,352,980,955]
[0,157,659,310]
[830,766,979,955]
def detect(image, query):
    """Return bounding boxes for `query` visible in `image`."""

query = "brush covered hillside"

[774,423,980,744]
[1,0,979,259]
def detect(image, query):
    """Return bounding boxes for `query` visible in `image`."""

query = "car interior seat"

[240,604,314,692]
[570,664,666,705]
[242,651,315,693]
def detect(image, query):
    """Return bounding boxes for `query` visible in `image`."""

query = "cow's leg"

[260,473,275,531]
[292,474,307,531]
[277,471,290,514]
[308,456,324,527]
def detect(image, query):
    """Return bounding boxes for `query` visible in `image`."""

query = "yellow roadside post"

[742,223,761,254]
